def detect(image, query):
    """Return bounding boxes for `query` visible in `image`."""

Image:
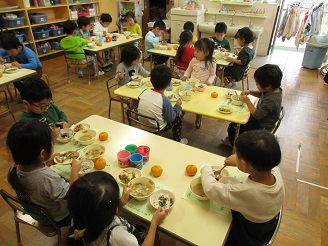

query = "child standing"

[125,11,142,36]
[209,22,230,52]
[222,64,283,147]
[67,171,166,245]
[176,21,198,46]
[175,30,194,71]
[181,38,216,129]
[7,121,82,227]
[138,65,188,144]
[201,129,284,246]
[217,27,254,88]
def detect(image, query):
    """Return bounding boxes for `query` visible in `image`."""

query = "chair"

[169,58,186,79]
[0,189,61,246]
[265,208,282,246]
[106,77,131,122]
[272,106,285,135]
[0,90,16,122]
[126,109,161,135]
[64,51,97,84]
[240,64,251,90]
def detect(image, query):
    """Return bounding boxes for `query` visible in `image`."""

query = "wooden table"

[51,115,248,246]
[147,47,177,69]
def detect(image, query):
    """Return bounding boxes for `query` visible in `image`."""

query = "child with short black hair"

[176,21,198,46]
[209,22,230,51]
[217,27,254,88]
[222,64,283,146]
[201,129,284,246]
[176,30,194,71]
[67,171,166,245]
[7,121,82,227]
[138,65,188,144]
[125,11,142,36]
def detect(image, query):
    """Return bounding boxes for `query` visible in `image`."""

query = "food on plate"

[119,170,138,184]
[152,193,173,209]
[5,67,19,73]
[94,157,106,170]
[218,105,232,113]
[73,123,89,133]
[185,164,197,176]
[171,79,181,85]
[211,92,218,98]
[54,151,79,163]
[79,134,93,141]
[78,160,94,176]
[99,132,108,141]
[130,183,154,197]
[85,148,105,159]
[191,183,207,198]
[128,81,140,87]
[151,165,163,177]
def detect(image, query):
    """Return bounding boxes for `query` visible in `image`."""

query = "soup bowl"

[128,177,155,201]
[189,177,209,201]
[74,129,96,145]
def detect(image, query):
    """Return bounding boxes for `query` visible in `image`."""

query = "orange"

[173,45,178,50]
[211,92,218,98]
[0,72,2,77]
[185,164,197,176]
[99,132,108,141]
[151,165,163,177]
[167,46,172,50]
[126,35,130,39]
[191,88,196,92]
[94,157,106,170]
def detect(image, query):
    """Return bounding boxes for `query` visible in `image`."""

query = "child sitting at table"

[6,121,82,227]
[222,64,283,147]
[76,16,112,72]
[67,171,166,245]
[201,129,284,246]
[181,38,216,129]
[145,20,168,65]
[138,64,188,144]
[176,21,198,46]
[60,20,105,78]
[125,11,142,36]
[175,30,195,71]
[217,27,254,88]
[209,22,231,52]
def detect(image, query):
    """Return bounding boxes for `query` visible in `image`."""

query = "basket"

[29,13,48,24]
[37,42,50,55]
[50,27,63,36]
[33,29,50,39]
[1,16,25,28]
[16,33,24,43]
[50,41,62,50]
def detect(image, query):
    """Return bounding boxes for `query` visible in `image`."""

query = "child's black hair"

[100,13,112,23]
[125,11,136,22]
[194,38,214,69]
[77,16,91,29]
[20,77,52,103]
[68,172,120,242]
[153,20,166,31]
[63,20,77,35]
[150,65,171,90]
[235,27,254,44]
[6,121,53,166]
[235,129,281,172]
[0,33,22,50]
[254,64,282,89]
[215,22,227,34]
[177,31,193,62]
[120,44,141,67]
[183,21,194,32]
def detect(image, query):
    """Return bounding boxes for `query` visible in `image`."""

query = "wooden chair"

[0,189,61,246]
[0,89,16,122]
[272,106,285,135]
[126,109,161,135]
[169,58,186,79]
[265,208,282,246]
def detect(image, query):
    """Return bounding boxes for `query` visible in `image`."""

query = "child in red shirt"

[176,30,195,71]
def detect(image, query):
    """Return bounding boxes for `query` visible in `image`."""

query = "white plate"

[171,78,181,86]
[167,93,179,102]
[117,168,142,185]
[127,81,142,88]
[54,150,80,165]
[5,67,19,73]
[217,105,232,114]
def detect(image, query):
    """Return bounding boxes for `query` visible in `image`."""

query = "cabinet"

[118,0,142,33]
[0,0,101,58]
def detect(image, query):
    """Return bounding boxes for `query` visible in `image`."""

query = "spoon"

[234,91,240,100]
[214,166,226,181]
[56,151,78,162]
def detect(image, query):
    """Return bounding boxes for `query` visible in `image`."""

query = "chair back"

[265,209,282,246]
[127,109,161,135]
[272,106,285,134]
[170,58,186,79]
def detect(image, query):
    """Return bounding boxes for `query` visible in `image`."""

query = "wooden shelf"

[68,1,98,6]
[34,34,66,43]
[0,8,26,13]
[207,11,235,16]
[219,1,253,6]
[38,49,63,58]
[5,25,30,30]
[26,5,67,10]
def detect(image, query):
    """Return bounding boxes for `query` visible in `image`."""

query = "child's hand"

[234,49,239,55]
[208,38,214,42]
[226,57,234,63]
[241,90,250,96]
[240,94,250,103]
[181,76,187,81]
[220,48,227,52]
[45,153,58,166]
[118,73,124,80]
[103,31,107,36]
[56,122,70,129]
[204,81,211,86]
[152,207,167,225]
[51,128,60,139]
[11,62,21,68]
[120,184,131,206]
[0,57,5,64]
[176,98,182,105]
[71,159,82,173]
[224,154,237,167]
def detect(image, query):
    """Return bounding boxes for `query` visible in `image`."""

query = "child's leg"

[152,55,169,65]
[195,114,202,129]
[161,116,182,141]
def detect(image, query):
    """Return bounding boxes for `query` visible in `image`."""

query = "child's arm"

[52,104,68,124]
[136,24,142,36]
[181,58,194,81]
[137,64,150,78]
[162,97,181,123]
[142,208,166,246]
[70,159,82,185]
[206,62,216,85]
[224,154,237,166]
[240,94,257,114]
[12,48,39,69]
[115,63,129,86]
[120,184,131,206]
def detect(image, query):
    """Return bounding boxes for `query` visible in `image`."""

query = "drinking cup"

[125,144,138,154]
[167,83,173,91]
[112,35,117,41]
[136,145,150,161]
[129,153,148,170]
[99,37,105,44]
[117,150,131,168]
[105,36,111,42]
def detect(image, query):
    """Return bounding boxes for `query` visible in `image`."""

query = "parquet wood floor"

[0,51,327,246]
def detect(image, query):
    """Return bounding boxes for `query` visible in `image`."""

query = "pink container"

[117,150,130,168]
[136,145,150,162]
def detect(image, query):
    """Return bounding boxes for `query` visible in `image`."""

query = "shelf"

[211,1,253,5]
[235,14,266,18]
[70,14,100,20]
[5,25,30,30]
[68,1,98,6]
[27,5,67,10]
[38,49,63,58]
[33,34,66,43]
[207,11,235,16]
[0,8,26,13]
[31,19,67,27]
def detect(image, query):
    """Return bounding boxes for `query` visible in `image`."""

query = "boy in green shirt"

[209,22,231,52]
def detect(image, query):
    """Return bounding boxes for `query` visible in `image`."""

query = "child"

[76,16,112,72]
[67,171,166,245]
[19,77,69,133]
[201,130,284,246]
[176,21,198,46]
[222,64,283,147]
[181,38,216,129]
[60,20,104,77]
[209,22,231,52]
[6,121,82,227]
[0,33,42,93]
[217,27,254,88]
[138,65,188,144]
[125,11,142,36]
[145,20,168,65]
[175,30,194,71]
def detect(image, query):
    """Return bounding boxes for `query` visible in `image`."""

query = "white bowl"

[187,78,200,87]
[73,123,90,133]
[159,45,167,50]
[117,168,142,185]
[81,144,105,159]
[87,42,96,49]
[78,159,94,177]
[152,43,160,49]
[150,189,175,212]
[131,33,138,38]
[123,31,131,36]
[225,90,235,99]
[74,129,97,145]
[217,105,232,114]
[231,95,244,106]
[128,177,155,201]
[190,177,209,201]
[178,90,195,101]
[57,128,74,143]
[131,75,143,82]
[195,83,207,92]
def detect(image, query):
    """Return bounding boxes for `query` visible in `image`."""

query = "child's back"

[176,30,194,70]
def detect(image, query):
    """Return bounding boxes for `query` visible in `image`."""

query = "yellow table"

[213,51,235,87]
[147,47,177,69]
[51,115,248,246]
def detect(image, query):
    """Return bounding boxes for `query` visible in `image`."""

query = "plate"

[5,67,19,73]
[171,78,181,86]
[217,105,232,114]
[127,81,142,88]
[54,150,80,165]
[117,168,142,185]
[167,93,179,102]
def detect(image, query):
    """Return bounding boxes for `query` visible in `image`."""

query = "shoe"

[94,70,105,77]
[180,138,188,144]
[227,82,237,89]
[221,137,232,147]
[195,119,202,129]
[77,70,83,78]
[102,63,113,72]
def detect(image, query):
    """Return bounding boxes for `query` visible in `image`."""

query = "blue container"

[50,27,63,36]
[33,29,50,39]
[29,13,48,24]
[1,16,25,28]
[50,41,62,50]
[37,43,51,55]
[16,34,24,43]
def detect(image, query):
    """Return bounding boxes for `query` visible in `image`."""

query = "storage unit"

[302,36,328,69]
[1,16,25,28]
[36,42,51,55]
[118,0,142,33]
[50,27,63,36]
[33,29,51,39]
[29,13,48,24]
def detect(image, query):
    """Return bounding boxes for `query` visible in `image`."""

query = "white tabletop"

[52,115,248,246]
[147,48,177,58]
[0,68,36,86]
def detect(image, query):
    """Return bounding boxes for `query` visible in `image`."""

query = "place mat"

[121,182,173,221]
[218,98,246,112]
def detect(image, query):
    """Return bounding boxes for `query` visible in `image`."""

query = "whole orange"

[173,45,178,50]
[192,88,196,92]
[151,165,163,177]
[211,92,218,98]
[167,46,172,50]
[94,157,106,170]
[185,164,197,176]
[99,132,108,141]
[126,35,130,39]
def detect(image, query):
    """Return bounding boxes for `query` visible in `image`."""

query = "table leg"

[120,97,125,124]
[221,67,225,87]
[150,54,153,70]
[232,124,240,154]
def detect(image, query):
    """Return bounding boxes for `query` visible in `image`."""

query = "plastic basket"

[16,33,24,43]
[50,27,63,36]
[29,13,48,24]
[33,29,50,39]
[1,16,25,27]
[50,41,62,50]
[37,43,51,55]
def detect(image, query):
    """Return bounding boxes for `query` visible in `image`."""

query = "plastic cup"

[125,144,138,154]
[129,153,148,170]
[136,145,150,162]
[117,150,131,168]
